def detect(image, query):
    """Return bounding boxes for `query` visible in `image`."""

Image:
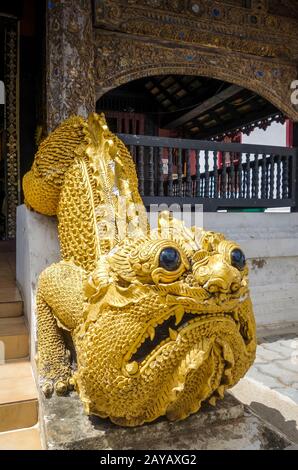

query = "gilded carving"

[4,22,19,239]
[23,113,256,426]
[91,0,298,121]
[94,32,298,121]
[93,0,298,56]
[46,0,95,132]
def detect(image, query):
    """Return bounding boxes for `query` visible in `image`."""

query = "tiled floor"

[231,326,298,445]
[248,334,298,404]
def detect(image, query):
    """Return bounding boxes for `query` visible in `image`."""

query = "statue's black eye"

[159,247,181,271]
[231,248,246,271]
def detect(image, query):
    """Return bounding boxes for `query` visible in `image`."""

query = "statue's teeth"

[125,361,139,375]
[233,311,239,321]
[175,309,184,326]
[148,325,155,341]
[169,328,178,341]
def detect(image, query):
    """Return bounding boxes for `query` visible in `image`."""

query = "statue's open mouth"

[131,312,197,363]
[123,308,249,376]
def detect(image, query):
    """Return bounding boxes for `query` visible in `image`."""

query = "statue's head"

[74,212,256,426]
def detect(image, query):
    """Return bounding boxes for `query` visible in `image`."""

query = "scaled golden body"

[23,113,256,426]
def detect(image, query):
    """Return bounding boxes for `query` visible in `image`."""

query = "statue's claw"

[42,375,75,398]
[42,381,54,398]
[55,380,68,395]
[67,376,75,391]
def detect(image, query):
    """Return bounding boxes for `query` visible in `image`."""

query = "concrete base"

[39,392,291,450]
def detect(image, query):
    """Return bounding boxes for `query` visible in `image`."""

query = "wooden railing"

[118,134,298,211]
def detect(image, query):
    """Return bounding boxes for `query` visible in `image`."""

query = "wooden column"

[46,0,95,132]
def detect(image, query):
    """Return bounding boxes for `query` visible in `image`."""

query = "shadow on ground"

[249,401,298,445]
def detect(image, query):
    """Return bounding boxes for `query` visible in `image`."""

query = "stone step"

[0,426,42,450]
[0,251,23,318]
[0,360,39,432]
[0,316,29,360]
[0,298,23,318]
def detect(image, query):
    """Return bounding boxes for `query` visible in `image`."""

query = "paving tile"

[256,345,284,361]
[246,367,282,389]
[257,363,298,386]
[261,342,292,358]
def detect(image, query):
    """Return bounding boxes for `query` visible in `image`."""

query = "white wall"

[242,122,287,147]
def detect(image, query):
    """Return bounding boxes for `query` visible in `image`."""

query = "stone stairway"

[0,251,42,450]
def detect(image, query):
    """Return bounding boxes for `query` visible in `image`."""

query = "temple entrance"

[97,74,284,140]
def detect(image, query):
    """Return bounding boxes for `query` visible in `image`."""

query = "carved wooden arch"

[95,32,298,122]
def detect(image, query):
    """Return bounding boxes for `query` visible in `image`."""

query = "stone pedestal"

[39,392,290,450]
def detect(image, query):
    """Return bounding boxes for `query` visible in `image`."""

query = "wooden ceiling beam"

[149,77,180,108]
[165,84,244,129]
[189,106,277,140]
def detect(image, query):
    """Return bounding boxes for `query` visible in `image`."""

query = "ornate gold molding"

[4,21,19,239]
[46,0,95,132]
[94,31,298,121]
[93,0,298,61]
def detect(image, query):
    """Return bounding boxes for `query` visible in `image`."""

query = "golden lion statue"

[23,113,256,426]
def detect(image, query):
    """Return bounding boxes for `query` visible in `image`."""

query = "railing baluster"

[253,153,259,199]
[148,146,154,196]
[213,151,218,198]
[138,145,144,196]
[118,133,294,209]
[186,149,192,197]
[276,154,281,199]
[246,153,251,199]
[168,147,173,197]
[238,154,243,198]
[158,146,164,196]
[261,153,267,199]
[196,150,201,198]
[204,150,210,198]
[230,155,235,198]
[282,155,289,199]
[269,154,275,200]
[177,148,183,197]
[222,152,227,198]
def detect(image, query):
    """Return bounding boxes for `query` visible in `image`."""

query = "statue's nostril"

[204,278,228,293]
[207,283,219,293]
